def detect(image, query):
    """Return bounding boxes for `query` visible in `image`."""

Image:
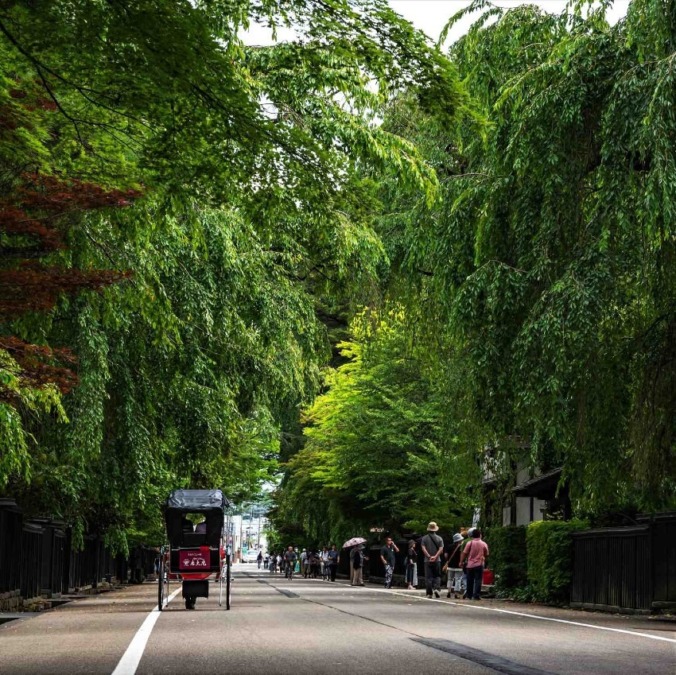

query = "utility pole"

[239,514,244,561]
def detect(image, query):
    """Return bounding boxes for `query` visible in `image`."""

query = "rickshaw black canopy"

[164,489,229,548]
[165,489,229,512]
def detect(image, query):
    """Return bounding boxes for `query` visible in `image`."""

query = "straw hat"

[427,521,439,532]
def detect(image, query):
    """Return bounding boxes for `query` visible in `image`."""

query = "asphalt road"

[1,565,674,674]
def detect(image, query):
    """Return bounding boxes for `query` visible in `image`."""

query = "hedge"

[526,519,588,603]
[486,526,527,596]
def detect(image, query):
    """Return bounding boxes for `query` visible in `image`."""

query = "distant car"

[243,549,260,563]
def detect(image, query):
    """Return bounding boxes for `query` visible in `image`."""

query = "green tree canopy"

[374,0,675,515]
[272,308,479,544]
[0,0,467,550]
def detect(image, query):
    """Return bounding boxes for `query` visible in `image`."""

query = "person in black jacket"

[406,540,418,590]
[444,532,465,598]
[350,545,367,586]
[380,537,399,589]
[327,544,340,582]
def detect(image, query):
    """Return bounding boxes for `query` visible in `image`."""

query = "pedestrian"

[321,546,330,580]
[284,545,298,580]
[405,540,417,590]
[307,550,316,578]
[257,550,263,569]
[264,553,269,569]
[421,522,444,598]
[380,536,399,589]
[350,544,366,586]
[300,548,308,577]
[443,532,465,598]
[327,544,340,582]
[460,529,489,600]
[461,527,475,597]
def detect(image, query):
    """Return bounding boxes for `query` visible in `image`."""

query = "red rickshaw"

[158,489,232,610]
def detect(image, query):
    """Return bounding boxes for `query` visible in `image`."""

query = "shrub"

[486,526,528,596]
[526,520,588,604]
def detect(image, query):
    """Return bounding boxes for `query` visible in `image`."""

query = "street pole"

[239,514,243,561]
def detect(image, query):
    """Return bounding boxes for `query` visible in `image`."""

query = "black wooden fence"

[0,497,156,605]
[0,498,22,595]
[646,512,676,611]
[571,513,676,614]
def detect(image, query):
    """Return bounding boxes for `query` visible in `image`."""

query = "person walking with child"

[421,522,444,598]
[460,529,489,600]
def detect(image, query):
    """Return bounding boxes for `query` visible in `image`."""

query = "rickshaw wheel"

[157,555,166,611]
[226,555,231,610]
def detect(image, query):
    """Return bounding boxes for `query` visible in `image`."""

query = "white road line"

[388,592,676,645]
[274,576,676,645]
[111,587,181,675]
